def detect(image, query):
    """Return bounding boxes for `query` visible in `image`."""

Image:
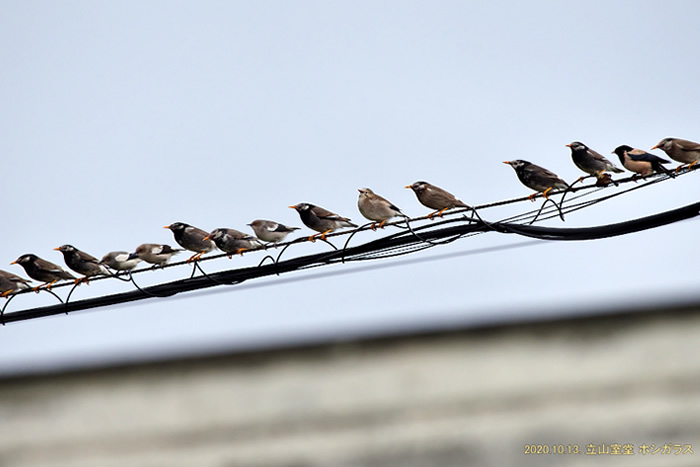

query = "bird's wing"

[627,149,669,163]
[77,250,100,263]
[676,139,700,152]
[313,206,349,221]
[34,258,68,274]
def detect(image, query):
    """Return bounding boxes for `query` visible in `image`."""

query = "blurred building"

[1,300,699,467]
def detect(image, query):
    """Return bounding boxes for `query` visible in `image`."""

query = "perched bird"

[566,141,623,183]
[164,222,216,262]
[289,203,358,241]
[128,244,181,267]
[405,181,470,219]
[10,254,76,291]
[651,137,700,173]
[613,145,673,178]
[503,160,569,200]
[357,188,406,230]
[247,220,300,244]
[204,228,262,258]
[100,251,142,272]
[55,245,110,284]
[0,270,32,297]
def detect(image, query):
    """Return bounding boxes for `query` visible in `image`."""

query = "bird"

[566,141,623,183]
[612,145,673,179]
[503,160,569,200]
[289,203,358,241]
[164,222,216,262]
[651,137,700,173]
[0,270,32,298]
[100,251,142,273]
[54,245,110,284]
[10,254,76,291]
[128,244,181,267]
[357,188,406,230]
[405,181,470,219]
[204,228,262,258]
[247,220,300,244]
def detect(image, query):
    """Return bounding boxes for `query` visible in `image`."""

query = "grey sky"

[1,1,699,374]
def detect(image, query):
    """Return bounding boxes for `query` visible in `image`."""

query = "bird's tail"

[653,161,675,178]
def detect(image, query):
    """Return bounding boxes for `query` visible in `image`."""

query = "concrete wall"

[2,306,700,467]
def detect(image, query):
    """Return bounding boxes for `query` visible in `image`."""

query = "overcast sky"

[1,1,699,374]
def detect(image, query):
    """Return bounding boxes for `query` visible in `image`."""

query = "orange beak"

[202,235,211,241]
[163,225,170,229]
[289,205,297,209]
[404,185,412,189]
[565,144,571,147]
[503,161,511,164]
[10,260,17,265]
[650,144,660,150]
[53,247,60,251]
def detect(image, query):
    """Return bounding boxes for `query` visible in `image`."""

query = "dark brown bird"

[128,244,181,267]
[247,220,300,244]
[164,222,216,262]
[289,203,358,241]
[100,251,142,272]
[405,181,470,219]
[357,188,406,230]
[55,245,110,284]
[204,228,262,258]
[566,141,623,183]
[0,270,32,297]
[11,254,76,291]
[503,160,569,200]
[613,145,673,178]
[651,137,700,173]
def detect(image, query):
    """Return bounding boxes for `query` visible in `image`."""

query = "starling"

[405,181,470,219]
[289,203,358,241]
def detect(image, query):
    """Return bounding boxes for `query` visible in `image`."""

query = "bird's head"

[612,145,632,164]
[289,203,312,212]
[651,138,673,151]
[503,160,528,170]
[405,181,428,192]
[566,141,587,152]
[203,228,225,242]
[11,254,36,266]
[358,188,375,199]
[164,222,189,232]
[54,245,76,253]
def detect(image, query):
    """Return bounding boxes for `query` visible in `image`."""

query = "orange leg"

[542,187,554,200]
[235,248,248,256]
[2,290,12,298]
[527,193,538,202]
[378,219,387,229]
[370,222,378,231]
[319,230,332,241]
[187,252,204,263]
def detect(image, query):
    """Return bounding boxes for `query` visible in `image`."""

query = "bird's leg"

[675,165,685,174]
[436,208,449,218]
[308,233,320,242]
[74,277,89,286]
[319,230,333,241]
[542,187,554,200]
[235,248,248,256]
[35,280,57,292]
[370,222,378,231]
[688,160,699,169]
[186,252,203,263]
[527,193,538,202]
[1,290,12,298]
[378,220,387,229]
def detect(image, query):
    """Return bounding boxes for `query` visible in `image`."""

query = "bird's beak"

[127,252,138,260]
[163,225,170,229]
[358,189,363,193]
[203,235,211,241]
[289,205,297,209]
[650,144,659,150]
[53,247,60,251]
[404,185,412,189]
[10,260,17,265]
[565,144,571,147]
[503,161,511,164]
